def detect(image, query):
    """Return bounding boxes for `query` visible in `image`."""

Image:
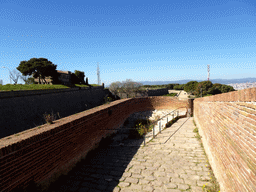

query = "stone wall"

[0,96,189,192]
[0,86,108,139]
[115,88,169,99]
[194,88,256,192]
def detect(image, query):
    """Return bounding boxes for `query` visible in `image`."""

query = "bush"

[129,118,155,139]
[165,116,179,128]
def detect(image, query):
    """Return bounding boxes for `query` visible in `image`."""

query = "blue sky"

[1,0,256,87]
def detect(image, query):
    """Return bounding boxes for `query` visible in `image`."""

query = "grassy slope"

[0,83,101,92]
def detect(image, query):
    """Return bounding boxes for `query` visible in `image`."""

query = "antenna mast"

[207,64,210,81]
[97,62,100,85]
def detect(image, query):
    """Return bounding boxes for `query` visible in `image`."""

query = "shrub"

[165,116,179,128]
[129,118,155,139]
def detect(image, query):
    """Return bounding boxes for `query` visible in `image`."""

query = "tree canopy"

[173,84,184,90]
[184,81,198,95]
[16,58,58,84]
[74,70,85,84]
[108,79,147,98]
[193,81,235,97]
[194,81,213,97]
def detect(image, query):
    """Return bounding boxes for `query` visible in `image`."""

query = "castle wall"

[115,88,169,99]
[0,86,107,139]
[194,88,256,192]
[0,96,189,192]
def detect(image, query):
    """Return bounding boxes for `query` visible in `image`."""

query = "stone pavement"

[46,117,215,192]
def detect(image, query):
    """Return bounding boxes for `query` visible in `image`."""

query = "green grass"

[0,83,101,91]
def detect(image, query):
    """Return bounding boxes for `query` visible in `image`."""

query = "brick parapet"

[0,96,188,192]
[194,88,256,192]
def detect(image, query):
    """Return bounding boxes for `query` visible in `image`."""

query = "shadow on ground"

[44,117,146,192]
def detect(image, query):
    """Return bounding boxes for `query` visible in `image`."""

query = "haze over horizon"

[1,0,256,86]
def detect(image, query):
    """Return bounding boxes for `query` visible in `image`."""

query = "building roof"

[56,70,71,74]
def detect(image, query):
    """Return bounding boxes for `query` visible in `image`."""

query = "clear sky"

[1,0,256,86]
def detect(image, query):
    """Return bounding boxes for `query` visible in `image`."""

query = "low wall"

[0,96,189,192]
[116,88,169,99]
[194,88,256,192]
[0,86,108,139]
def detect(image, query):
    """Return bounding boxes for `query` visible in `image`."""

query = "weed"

[42,110,61,125]
[129,118,156,139]
[165,116,179,128]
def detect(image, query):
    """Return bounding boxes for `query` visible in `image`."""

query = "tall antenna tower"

[207,64,210,81]
[97,62,100,85]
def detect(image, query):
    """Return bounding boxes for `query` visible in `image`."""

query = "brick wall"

[0,86,107,139]
[194,88,256,192]
[0,96,189,192]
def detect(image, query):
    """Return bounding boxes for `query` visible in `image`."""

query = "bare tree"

[19,73,34,84]
[133,82,148,97]
[121,79,134,98]
[117,79,148,98]
[108,81,122,99]
[9,69,21,85]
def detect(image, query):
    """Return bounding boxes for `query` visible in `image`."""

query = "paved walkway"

[46,117,215,192]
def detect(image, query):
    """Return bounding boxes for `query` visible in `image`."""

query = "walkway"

[45,117,216,192]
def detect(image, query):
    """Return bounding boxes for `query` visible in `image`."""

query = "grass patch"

[0,83,100,92]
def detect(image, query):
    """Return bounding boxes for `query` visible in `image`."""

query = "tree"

[208,83,222,95]
[74,70,85,84]
[132,82,147,97]
[16,58,58,84]
[173,84,184,90]
[184,81,199,95]
[26,77,36,85]
[18,72,34,84]
[110,79,148,99]
[220,84,235,93]
[9,69,21,85]
[195,81,213,97]
[109,81,122,99]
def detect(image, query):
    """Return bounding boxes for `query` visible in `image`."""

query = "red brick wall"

[0,96,188,192]
[194,88,256,192]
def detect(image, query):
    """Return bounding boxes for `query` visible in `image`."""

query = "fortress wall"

[0,96,189,192]
[194,88,256,192]
[116,88,169,99]
[0,87,108,139]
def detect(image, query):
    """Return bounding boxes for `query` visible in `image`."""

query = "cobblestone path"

[46,117,216,192]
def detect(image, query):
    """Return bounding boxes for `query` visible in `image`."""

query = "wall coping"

[0,86,104,99]
[194,87,256,102]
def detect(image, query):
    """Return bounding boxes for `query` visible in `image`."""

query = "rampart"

[0,96,189,191]
[194,88,256,192]
[0,86,107,139]
[116,88,168,99]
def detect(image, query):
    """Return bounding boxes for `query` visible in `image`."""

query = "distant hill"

[105,77,256,87]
